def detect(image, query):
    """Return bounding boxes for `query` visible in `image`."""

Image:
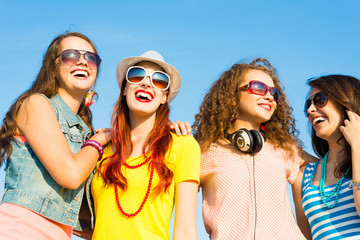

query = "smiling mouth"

[313,116,326,125]
[259,104,271,110]
[72,70,89,78]
[136,91,153,101]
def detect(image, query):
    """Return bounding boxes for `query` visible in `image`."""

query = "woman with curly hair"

[293,75,360,239]
[193,58,316,239]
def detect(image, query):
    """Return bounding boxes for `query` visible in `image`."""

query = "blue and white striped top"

[302,161,360,240]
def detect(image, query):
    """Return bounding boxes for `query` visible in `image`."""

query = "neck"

[128,111,156,147]
[325,139,345,164]
[57,89,84,115]
[229,119,260,133]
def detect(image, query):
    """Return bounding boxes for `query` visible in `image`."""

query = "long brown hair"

[0,32,100,165]
[193,58,301,156]
[308,75,360,177]
[100,66,173,194]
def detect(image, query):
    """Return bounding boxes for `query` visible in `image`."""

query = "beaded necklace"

[114,156,154,217]
[319,152,350,209]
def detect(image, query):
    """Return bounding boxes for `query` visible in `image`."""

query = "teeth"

[259,104,270,110]
[136,92,152,100]
[73,70,88,77]
[313,117,326,125]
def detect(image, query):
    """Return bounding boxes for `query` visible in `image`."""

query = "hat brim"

[116,56,181,102]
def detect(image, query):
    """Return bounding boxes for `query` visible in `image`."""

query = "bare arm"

[16,94,110,189]
[173,180,199,240]
[299,150,318,167]
[350,147,360,216]
[292,166,312,240]
[340,110,360,216]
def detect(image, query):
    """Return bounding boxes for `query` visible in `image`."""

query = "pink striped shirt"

[200,142,305,240]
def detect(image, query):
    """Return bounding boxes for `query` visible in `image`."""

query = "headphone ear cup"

[233,129,253,153]
[250,130,264,154]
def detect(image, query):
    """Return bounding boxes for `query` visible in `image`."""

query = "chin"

[257,115,272,123]
[314,130,329,141]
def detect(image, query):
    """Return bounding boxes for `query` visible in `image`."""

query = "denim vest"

[1,94,91,227]
[76,168,97,231]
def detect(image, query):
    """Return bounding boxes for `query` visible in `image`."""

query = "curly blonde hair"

[193,58,302,156]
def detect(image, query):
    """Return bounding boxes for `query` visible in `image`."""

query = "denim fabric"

[1,94,91,227]
[76,168,96,231]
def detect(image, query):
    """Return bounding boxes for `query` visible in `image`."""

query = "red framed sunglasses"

[239,81,280,103]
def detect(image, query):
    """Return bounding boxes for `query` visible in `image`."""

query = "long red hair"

[99,83,173,193]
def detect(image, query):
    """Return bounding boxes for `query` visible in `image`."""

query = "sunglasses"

[304,92,328,117]
[55,49,101,69]
[239,81,280,103]
[126,66,170,90]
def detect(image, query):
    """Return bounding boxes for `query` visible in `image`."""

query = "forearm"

[173,181,199,240]
[173,226,198,240]
[292,169,312,239]
[352,147,360,216]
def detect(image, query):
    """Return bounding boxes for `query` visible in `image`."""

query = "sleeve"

[173,135,201,184]
[284,146,301,185]
[199,148,213,189]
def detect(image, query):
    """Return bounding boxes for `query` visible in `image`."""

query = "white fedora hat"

[116,50,181,102]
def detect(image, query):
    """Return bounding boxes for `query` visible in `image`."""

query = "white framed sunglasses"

[125,66,170,90]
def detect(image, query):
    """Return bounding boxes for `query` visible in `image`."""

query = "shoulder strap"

[301,162,317,196]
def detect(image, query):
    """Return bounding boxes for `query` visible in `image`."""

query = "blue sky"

[1,0,360,239]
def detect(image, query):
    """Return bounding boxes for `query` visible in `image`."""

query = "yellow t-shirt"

[91,133,200,240]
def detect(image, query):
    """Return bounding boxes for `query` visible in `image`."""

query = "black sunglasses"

[55,49,101,69]
[304,92,329,117]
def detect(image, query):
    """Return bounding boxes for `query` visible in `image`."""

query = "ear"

[160,91,168,104]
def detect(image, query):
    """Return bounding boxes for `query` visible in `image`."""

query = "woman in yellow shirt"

[90,51,200,240]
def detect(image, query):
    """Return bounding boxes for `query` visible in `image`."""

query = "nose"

[263,90,274,102]
[306,100,316,116]
[77,53,88,67]
[140,76,152,88]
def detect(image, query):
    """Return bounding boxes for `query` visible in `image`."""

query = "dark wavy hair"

[193,58,302,156]
[307,74,360,177]
[99,63,173,194]
[0,32,100,166]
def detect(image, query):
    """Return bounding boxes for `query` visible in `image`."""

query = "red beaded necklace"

[114,156,154,217]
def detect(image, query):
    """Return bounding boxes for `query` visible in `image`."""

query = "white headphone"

[225,128,265,154]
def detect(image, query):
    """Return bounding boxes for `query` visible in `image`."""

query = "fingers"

[339,125,345,134]
[185,122,192,133]
[95,128,111,133]
[172,122,182,135]
[341,110,360,147]
[178,121,191,136]
[93,128,111,145]
[346,110,355,122]
[346,110,359,122]
[344,110,360,127]
[170,120,192,136]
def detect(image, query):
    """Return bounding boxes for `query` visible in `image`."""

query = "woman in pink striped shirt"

[193,58,315,239]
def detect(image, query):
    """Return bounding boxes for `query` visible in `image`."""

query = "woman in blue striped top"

[293,75,360,240]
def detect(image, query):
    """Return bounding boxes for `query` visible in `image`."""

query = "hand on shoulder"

[300,149,318,167]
